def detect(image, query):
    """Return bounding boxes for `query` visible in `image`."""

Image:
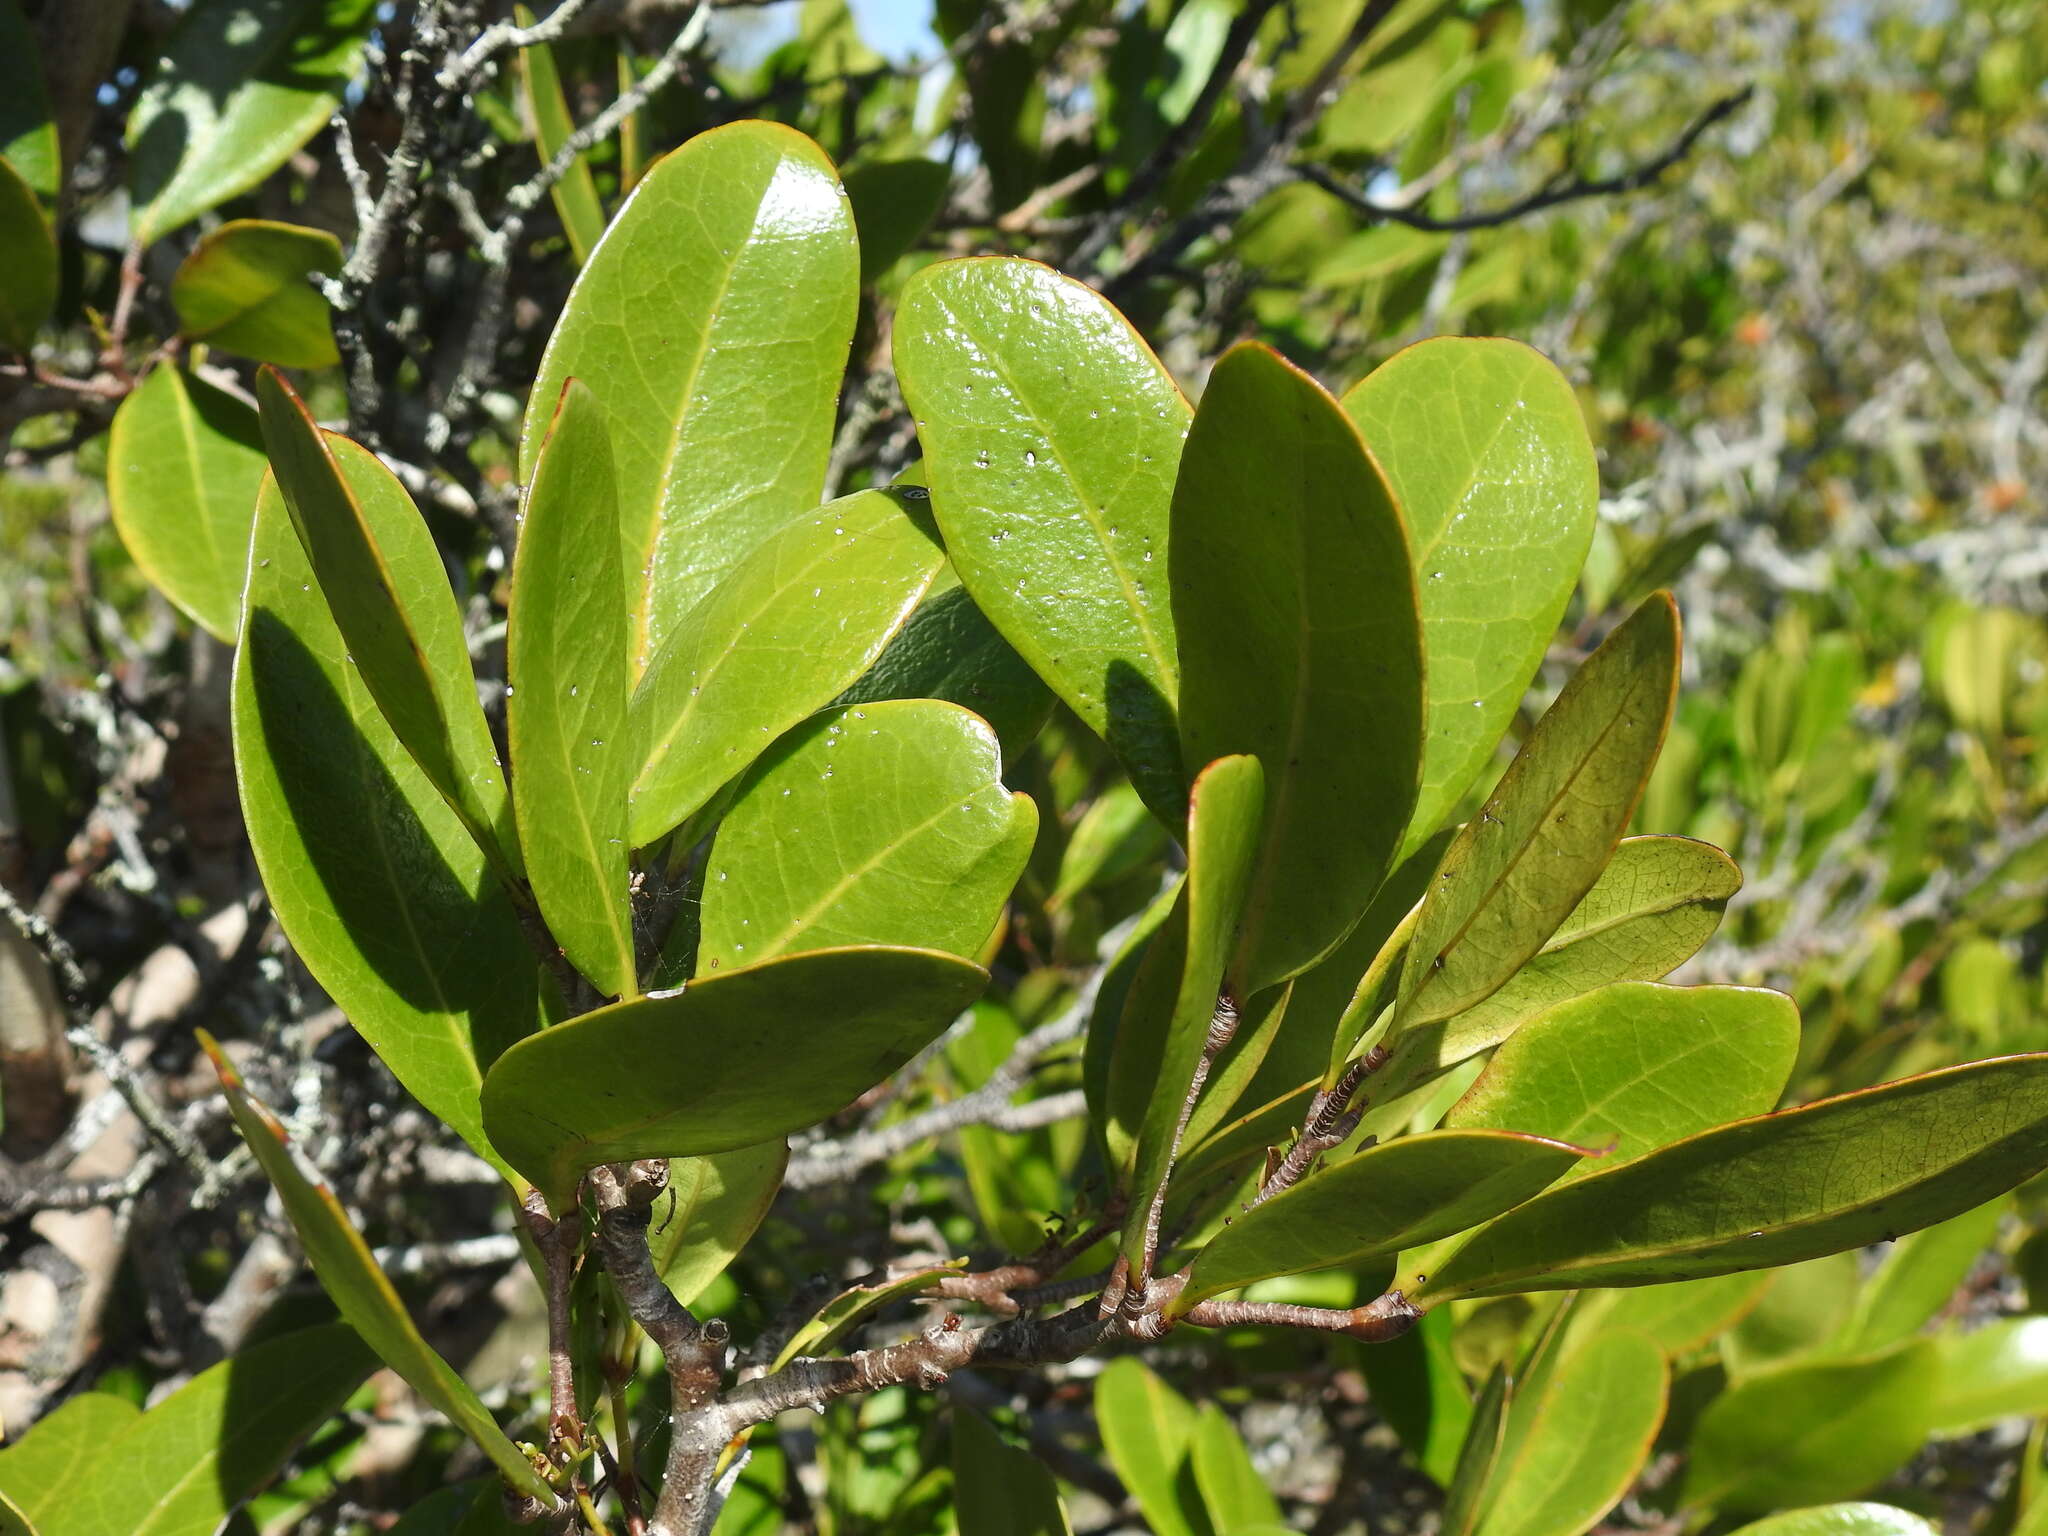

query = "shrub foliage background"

[1,1,2047,1534]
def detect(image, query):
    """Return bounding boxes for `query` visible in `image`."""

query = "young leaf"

[203,1040,558,1508]
[234,470,537,1177]
[952,1408,1071,1536]
[1372,835,1739,1105]
[1928,1316,2048,1434]
[127,0,375,244]
[1683,1341,1940,1513]
[1444,982,1800,1181]
[481,945,989,1208]
[1839,1196,2005,1354]
[1341,340,1599,862]
[1396,593,1681,1032]
[45,1323,376,1536]
[0,155,54,353]
[514,6,605,264]
[0,1395,140,1529]
[1173,341,1424,996]
[1473,1331,1668,1536]
[1174,1129,1586,1314]
[255,368,522,883]
[894,257,1189,821]
[108,365,267,641]
[698,700,1036,970]
[770,1263,964,1370]
[168,219,341,368]
[1121,754,1264,1267]
[1411,1052,2048,1303]
[509,380,636,997]
[1726,1508,1937,1536]
[650,1142,790,1307]
[627,488,944,846]
[1190,1404,1283,1532]
[1094,1359,1203,1536]
[521,120,858,675]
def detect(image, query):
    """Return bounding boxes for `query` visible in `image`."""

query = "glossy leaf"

[0,1395,139,1528]
[1094,1358,1202,1536]
[1684,1340,1939,1513]
[833,573,1056,761]
[650,1142,789,1306]
[0,155,54,352]
[1474,1331,1667,1536]
[522,120,859,675]
[1191,1405,1282,1531]
[1412,1053,2048,1303]
[770,1263,962,1370]
[255,369,521,882]
[234,468,537,1175]
[1929,1316,2048,1434]
[108,365,267,641]
[128,0,375,244]
[1445,982,1799,1181]
[627,488,944,846]
[1373,835,1739,1105]
[0,1,56,200]
[1841,1195,2005,1353]
[698,700,1035,970]
[1173,341,1424,994]
[1592,1271,1774,1357]
[1726,1507,1937,1536]
[509,380,635,996]
[895,257,1189,820]
[482,945,988,1208]
[1175,1129,1586,1313]
[1396,593,1681,1031]
[515,7,604,264]
[205,1039,557,1506]
[1121,754,1264,1267]
[170,224,336,374]
[44,1323,374,1536]
[1341,339,1599,861]
[953,1407,1070,1536]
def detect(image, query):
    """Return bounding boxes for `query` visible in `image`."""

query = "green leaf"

[0,155,55,352]
[255,368,522,884]
[41,1323,374,1536]
[698,700,1035,970]
[1174,1129,1586,1314]
[1173,341,1424,995]
[0,1,57,200]
[169,219,341,368]
[1049,779,1168,908]
[481,945,988,1208]
[108,365,267,641]
[650,1142,789,1307]
[770,1263,964,1370]
[0,1487,32,1536]
[1358,1305,1471,1487]
[1395,593,1681,1032]
[1440,1366,1510,1536]
[522,120,858,676]
[1373,835,1739,1106]
[627,487,944,846]
[509,380,635,997]
[128,0,375,245]
[515,6,605,264]
[1840,1195,2006,1354]
[952,1407,1071,1536]
[203,1042,558,1507]
[1340,339,1599,861]
[832,573,1056,762]
[1725,1254,1860,1374]
[895,257,1189,821]
[1928,1316,2048,1434]
[1590,1271,1774,1357]
[0,1395,140,1527]
[1473,1331,1667,1536]
[1445,982,1799,1181]
[235,467,537,1177]
[1726,1507,1938,1536]
[843,158,950,283]
[1411,1053,2048,1304]
[1683,1340,1940,1513]
[1122,754,1264,1267]
[1190,1405,1281,1532]
[1094,1358,1203,1536]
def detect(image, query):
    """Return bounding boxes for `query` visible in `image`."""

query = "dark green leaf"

[0,0,56,200]
[953,1407,1070,1536]
[649,1143,789,1306]
[521,120,858,675]
[895,257,1189,821]
[1358,1305,1471,1487]
[515,6,604,264]
[0,155,54,352]
[698,700,1035,969]
[1173,341,1424,995]
[169,219,340,368]
[843,158,950,282]
[481,945,988,1208]
[108,365,267,641]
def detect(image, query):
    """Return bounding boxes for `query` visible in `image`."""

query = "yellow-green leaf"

[650,1142,789,1307]
[953,1407,1071,1536]
[169,219,340,368]
[515,5,604,264]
